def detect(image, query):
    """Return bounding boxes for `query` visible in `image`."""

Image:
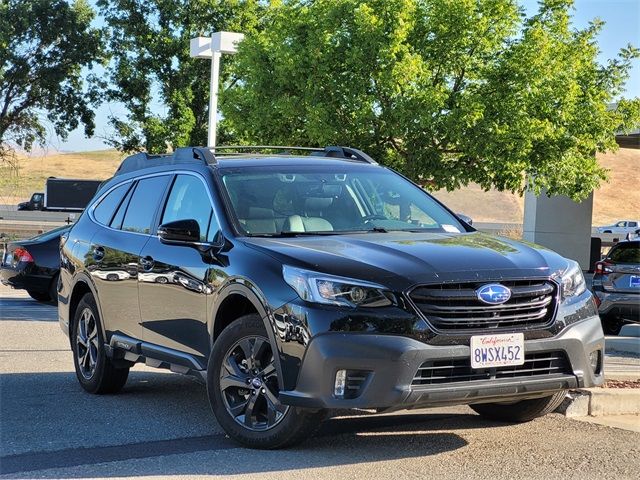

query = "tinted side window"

[161,175,215,242]
[93,183,130,225]
[110,185,134,229]
[629,222,638,227]
[121,176,171,234]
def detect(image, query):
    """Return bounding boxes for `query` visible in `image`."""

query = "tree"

[96,0,264,153]
[0,0,104,155]
[222,0,640,200]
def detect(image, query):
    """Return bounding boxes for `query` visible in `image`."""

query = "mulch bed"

[602,379,640,389]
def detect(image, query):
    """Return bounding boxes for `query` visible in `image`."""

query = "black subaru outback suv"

[58,145,604,448]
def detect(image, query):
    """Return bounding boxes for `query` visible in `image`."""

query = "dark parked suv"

[592,240,640,334]
[58,145,604,448]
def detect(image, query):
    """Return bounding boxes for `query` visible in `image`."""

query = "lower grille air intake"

[412,351,572,386]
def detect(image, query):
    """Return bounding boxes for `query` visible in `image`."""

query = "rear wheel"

[48,274,59,305]
[71,293,129,394]
[470,390,567,422]
[207,314,325,449]
[27,290,50,302]
[601,314,623,335]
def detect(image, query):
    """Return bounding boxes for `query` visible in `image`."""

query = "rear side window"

[121,176,171,234]
[629,222,638,227]
[161,175,215,242]
[608,242,640,263]
[93,183,130,225]
[110,185,134,229]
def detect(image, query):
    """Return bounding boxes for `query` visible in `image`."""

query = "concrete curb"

[606,325,640,356]
[557,388,640,417]
[606,337,640,356]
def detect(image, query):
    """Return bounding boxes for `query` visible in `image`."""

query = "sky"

[52,0,640,152]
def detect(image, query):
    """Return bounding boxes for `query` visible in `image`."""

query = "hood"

[244,231,568,289]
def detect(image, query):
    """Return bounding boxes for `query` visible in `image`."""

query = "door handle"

[139,256,154,271]
[93,246,105,262]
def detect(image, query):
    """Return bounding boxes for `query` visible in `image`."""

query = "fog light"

[334,369,347,397]
[589,350,602,374]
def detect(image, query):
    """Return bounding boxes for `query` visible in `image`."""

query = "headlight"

[560,260,587,299]
[283,265,394,307]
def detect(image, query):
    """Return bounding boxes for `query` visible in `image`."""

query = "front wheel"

[207,314,325,449]
[470,390,567,422]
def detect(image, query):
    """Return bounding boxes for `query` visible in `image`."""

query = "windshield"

[220,166,466,236]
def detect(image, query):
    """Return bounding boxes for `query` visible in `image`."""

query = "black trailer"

[18,178,102,212]
[45,178,102,211]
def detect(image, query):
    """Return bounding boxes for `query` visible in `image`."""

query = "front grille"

[409,279,558,332]
[412,351,572,386]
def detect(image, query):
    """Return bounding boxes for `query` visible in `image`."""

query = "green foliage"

[223,0,640,200]
[0,0,104,152]
[97,0,264,152]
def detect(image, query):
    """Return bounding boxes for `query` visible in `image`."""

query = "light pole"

[190,31,244,148]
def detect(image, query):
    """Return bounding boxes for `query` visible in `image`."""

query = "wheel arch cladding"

[213,293,259,342]
[69,282,92,343]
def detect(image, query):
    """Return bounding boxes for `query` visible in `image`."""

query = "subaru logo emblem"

[476,284,511,305]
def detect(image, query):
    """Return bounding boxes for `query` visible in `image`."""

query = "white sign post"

[190,32,245,148]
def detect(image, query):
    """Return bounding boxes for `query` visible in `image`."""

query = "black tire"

[48,274,59,305]
[27,290,50,302]
[470,390,567,422]
[71,293,129,394]
[601,315,623,335]
[207,314,325,449]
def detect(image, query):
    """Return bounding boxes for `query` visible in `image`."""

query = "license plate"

[470,333,525,369]
[631,276,640,288]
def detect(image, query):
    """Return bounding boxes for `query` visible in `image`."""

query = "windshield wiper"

[249,228,392,237]
[367,226,388,233]
[273,231,341,237]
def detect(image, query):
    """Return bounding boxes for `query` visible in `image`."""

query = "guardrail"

[0,210,632,248]
[0,210,78,239]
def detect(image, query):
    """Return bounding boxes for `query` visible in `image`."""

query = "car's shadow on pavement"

[0,369,507,477]
[0,296,58,321]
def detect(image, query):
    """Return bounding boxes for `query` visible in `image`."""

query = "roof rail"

[215,145,378,164]
[323,146,378,165]
[114,147,215,176]
[213,145,325,154]
[114,144,378,176]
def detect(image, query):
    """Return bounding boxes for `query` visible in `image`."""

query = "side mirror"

[158,219,200,244]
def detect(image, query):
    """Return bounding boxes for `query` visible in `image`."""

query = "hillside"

[1,148,638,226]
[0,150,125,206]
[432,148,640,226]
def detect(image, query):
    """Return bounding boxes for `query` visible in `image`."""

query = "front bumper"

[279,315,604,411]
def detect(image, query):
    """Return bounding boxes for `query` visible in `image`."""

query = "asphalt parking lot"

[1,284,639,479]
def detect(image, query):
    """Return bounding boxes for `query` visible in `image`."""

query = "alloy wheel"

[219,335,289,431]
[76,307,99,379]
